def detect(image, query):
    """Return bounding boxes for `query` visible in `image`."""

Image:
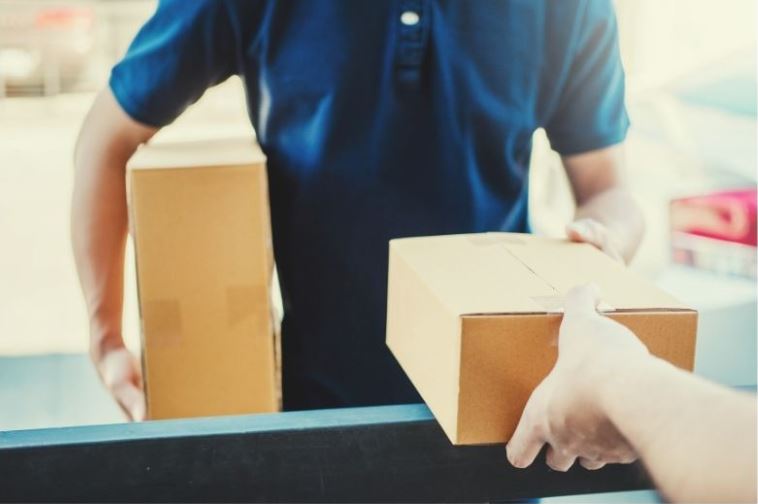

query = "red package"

[671,188,757,246]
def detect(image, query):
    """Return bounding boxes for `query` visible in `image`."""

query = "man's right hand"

[93,344,146,421]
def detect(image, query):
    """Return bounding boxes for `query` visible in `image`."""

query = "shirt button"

[400,10,420,26]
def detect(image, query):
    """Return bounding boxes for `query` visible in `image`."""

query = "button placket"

[395,0,429,89]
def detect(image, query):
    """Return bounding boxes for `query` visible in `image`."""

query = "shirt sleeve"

[109,0,238,127]
[543,1,629,156]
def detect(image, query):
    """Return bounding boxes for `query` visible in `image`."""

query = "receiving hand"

[566,219,624,263]
[93,344,146,421]
[506,284,648,471]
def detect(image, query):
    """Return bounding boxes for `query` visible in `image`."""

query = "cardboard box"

[670,189,757,247]
[127,138,280,420]
[386,232,697,445]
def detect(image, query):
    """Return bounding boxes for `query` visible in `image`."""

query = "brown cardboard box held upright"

[127,138,280,420]
[386,233,697,445]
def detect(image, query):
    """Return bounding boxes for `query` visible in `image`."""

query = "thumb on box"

[563,283,601,317]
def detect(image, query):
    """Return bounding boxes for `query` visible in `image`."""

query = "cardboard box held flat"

[386,233,697,445]
[127,138,280,420]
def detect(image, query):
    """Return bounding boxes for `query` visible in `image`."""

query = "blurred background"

[0,0,755,457]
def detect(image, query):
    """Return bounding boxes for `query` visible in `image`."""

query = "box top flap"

[127,138,266,171]
[389,233,690,315]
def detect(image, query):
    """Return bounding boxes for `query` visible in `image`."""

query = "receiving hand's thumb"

[563,283,601,317]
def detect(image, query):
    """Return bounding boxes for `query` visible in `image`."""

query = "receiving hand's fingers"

[605,448,638,465]
[563,283,601,318]
[579,457,606,471]
[546,445,576,472]
[506,400,546,468]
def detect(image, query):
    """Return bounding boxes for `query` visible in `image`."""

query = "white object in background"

[656,265,757,387]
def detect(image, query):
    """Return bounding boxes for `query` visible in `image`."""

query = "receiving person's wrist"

[573,347,642,412]
[596,352,661,421]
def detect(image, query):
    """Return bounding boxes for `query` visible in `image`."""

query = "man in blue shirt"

[72,0,643,420]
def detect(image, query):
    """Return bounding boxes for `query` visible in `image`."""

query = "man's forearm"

[71,89,154,358]
[575,186,644,262]
[71,151,129,358]
[600,355,757,503]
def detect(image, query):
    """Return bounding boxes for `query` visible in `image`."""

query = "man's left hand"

[566,218,624,263]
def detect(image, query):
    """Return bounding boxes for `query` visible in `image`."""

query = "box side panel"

[131,163,278,420]
[386,245,462,443]
[608,310,698,371]
[458,314,560,445]
[127,169,149,404]
[257,163,281,410]
[457,310,697,445]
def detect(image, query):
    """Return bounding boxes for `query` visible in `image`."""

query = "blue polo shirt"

[111,0,629,411]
